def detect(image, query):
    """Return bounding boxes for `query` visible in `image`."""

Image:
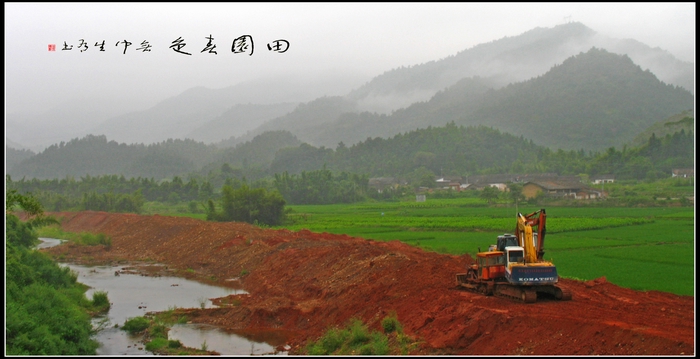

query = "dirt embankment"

[43,211,695,355]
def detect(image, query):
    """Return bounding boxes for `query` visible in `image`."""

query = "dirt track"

[43,211,695,355]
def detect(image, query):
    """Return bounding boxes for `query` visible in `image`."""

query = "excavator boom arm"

[524,209,546,260]
[515,209,547,262]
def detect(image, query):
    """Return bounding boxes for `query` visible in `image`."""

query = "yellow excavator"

[456,209,572,303]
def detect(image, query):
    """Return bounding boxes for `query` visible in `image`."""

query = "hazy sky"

[4,2,696,116]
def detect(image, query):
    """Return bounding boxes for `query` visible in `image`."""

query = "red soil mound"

[44,211,695,355]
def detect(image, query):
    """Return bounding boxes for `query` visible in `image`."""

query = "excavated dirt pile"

[43,211,694,355]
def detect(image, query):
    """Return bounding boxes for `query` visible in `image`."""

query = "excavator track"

[534,284,573,301]
[557,288,573,301]
[493,284,537,303]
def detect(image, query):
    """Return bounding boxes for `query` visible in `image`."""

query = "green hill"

[269,123,543,177]
[464,48,693,151]
[630,110,694,148]
[8,135,218,180]
[8,131,303,181]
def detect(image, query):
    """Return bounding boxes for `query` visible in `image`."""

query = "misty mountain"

[240,48,693,152]
[456,48,694,151]
[229,23,693,150]
[6,146,35,172]
[7,22,694,155]
[6,138,30,151]
[5,93,162,153]
[6,74,365,151]
[85,74,367,146]
[222,96,359,147]
[186,103,299,144]
[347,22,693,114]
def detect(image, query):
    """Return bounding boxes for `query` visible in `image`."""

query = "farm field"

[278,199,694,296]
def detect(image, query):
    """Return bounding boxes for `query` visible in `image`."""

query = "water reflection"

[64,263,252,355]
[168,324,277,355]
[38,238,285,355]
[36,237,63,249]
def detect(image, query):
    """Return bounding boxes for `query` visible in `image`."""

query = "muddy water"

[38,238,284,355]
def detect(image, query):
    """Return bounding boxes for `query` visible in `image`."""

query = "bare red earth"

[43,211,695,355]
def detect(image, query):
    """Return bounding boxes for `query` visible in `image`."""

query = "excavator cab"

[475,251,506,280]
[506,247,525,266]
[497,234,518,251]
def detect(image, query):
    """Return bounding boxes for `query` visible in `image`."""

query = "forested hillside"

[8,135,219,180]
[268,121,693,180]
[8,111,693,184]
[201,131,302,174]
[629,110,694,148]
[268,124,541,177]
[462,48,693,151]
[7,131,304,181]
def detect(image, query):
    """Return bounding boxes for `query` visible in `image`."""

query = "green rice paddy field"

[277,200,695,296]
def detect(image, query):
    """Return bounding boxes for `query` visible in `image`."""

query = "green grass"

[161,212,207,221]
[36,225,112,248]
[553,243,694,295]
[306,315,418,355]
[145,338,169,351]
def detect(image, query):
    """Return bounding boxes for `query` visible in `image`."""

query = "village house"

[671,169,694,178]
[368,177,402,193]
[435,176,464,191]
[590,175,615,184]
[522,180,603,200]
[467,173,577,192]
[466,174,513,190]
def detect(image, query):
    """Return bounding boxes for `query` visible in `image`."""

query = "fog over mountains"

[6,22,694,154]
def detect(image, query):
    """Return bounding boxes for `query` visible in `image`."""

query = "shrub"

[149,323,168,339]
[91,291,110,312]
[381,312,402,334]
[305,316,415,355]
[122,316,150,334]
[348,319,370,346]
[307,327,348,354]
[145,338,168,351]
[369,332,390,355]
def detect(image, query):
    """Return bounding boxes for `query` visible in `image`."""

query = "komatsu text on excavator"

[456,208,572,303]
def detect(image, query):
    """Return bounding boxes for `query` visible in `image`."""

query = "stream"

[38,238,288,355]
